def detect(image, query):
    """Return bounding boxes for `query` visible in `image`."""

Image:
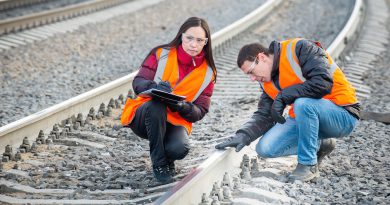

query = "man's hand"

[155,81,172,93]
[271,94,286,124]
[215,133,251,152]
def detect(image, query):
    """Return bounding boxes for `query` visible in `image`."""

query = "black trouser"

[129,100,190,167]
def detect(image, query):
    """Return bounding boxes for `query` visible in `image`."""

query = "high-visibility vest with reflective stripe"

[262,38,358,118]
[121,47,214,134]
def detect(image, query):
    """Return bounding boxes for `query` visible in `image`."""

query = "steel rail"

[212,0,283,48]
[156,0,364,204]
[0,0,283,154]
[0,0,130,35]
[327,0,364,59]
[0,0,48,11]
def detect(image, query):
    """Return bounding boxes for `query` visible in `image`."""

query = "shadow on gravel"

[360,111,390,125]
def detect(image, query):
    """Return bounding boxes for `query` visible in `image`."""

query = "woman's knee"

[129,125,147,139]
[166,143,189,160]
[144,101,166,120]
[165,125,189,160]
[144,100,165,111]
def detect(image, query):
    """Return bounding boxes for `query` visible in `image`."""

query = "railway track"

[0,0,48,11]
[0,0,132,35]
[1,0,388,204]
[0,0,140,51]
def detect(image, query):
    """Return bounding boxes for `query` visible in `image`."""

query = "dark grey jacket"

[237,39,360,141]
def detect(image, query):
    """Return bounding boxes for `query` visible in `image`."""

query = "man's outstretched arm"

[215,92,275,152]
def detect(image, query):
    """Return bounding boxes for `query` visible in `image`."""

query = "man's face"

[240,53,273,83]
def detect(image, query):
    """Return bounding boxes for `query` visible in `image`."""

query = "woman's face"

[181,26,208,56]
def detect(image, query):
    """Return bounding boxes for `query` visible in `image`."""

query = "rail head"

[155,144,258,205]
[327,0,364,58]
[212,0,283,48]
[0,73,135,153]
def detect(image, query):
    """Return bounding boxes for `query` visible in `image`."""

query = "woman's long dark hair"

[143,17,217,82]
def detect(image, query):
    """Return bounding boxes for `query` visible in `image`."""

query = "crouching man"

[216,38,360,181]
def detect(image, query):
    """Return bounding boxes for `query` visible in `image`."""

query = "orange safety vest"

[262,38,358,118]
[121,47,214,134]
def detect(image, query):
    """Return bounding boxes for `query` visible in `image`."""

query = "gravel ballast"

[0,0,91,20]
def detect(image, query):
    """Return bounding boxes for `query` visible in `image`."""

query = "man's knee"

[294,98,312,108]
[293,98,317,114]
[256,142,278,158]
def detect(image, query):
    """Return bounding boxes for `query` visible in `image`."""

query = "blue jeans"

[256,98,358,165]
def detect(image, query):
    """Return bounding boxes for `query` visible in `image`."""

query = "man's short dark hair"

[237,43,270,68]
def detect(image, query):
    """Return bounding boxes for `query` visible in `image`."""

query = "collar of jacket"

[177,44,205,67]
[269,40,280,79]
[269,40,282,90]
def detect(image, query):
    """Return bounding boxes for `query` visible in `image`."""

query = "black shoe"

[317,138,336,166]
[168,161,176,177]
[289,163,319,182]
[153,164,174,184]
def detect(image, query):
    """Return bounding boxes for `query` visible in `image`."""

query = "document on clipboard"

[139,89,186,104]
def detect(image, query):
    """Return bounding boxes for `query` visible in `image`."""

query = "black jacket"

[237,39,360,141]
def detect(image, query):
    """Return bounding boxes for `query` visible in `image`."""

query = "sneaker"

[289,163,319,182]
[153,164,174,184]
[317,138,336,166]
[168,161,176,177]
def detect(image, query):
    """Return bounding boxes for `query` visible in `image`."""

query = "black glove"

[271,94,286,124]
[155,81,172,93]
[166,101,191,113]
[215,133,252,152]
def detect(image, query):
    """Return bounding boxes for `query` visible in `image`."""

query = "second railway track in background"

[0,0,48,11]
[0,0,139,51]
[0,0,389,204]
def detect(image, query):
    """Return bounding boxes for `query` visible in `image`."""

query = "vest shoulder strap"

[192,65,214,102]
[285,38,306,82]
[284,38,338,82]
[154,48,170,83]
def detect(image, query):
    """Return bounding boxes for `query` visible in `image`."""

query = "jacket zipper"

[192,57,196,67]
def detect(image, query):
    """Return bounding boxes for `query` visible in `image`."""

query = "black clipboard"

[139,89,186,104]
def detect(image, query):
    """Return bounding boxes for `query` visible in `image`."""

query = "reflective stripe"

[193,66,213,102]
[286,39,306,82]
[154,48,169,83]
[154,47,213,102]
[326,52,338,75]
[329,62,338,75]
[286,39,338,80]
